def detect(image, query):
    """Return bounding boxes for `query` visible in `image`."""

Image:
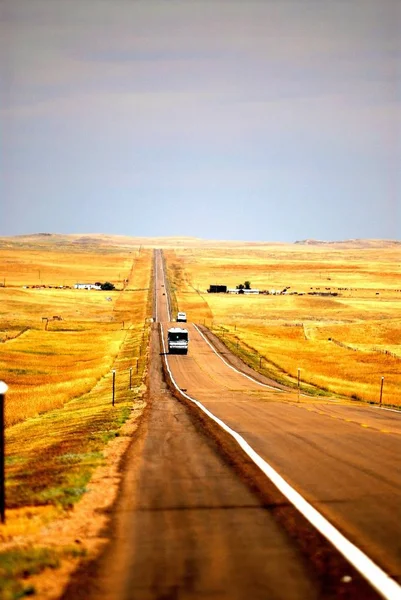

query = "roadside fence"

[208,324,395,408]
[329,338,401,361]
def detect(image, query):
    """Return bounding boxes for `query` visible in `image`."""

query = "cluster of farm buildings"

[22,283,102,290]
[207,284,339,297]
[208,284,290,295]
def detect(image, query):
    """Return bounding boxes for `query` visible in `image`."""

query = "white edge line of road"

[160,323,401,600]
[374,406,401,414]
[193,324,282,392]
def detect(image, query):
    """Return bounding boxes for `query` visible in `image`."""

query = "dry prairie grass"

[0,240,153,426]
[4,323,149,511]
[164,244,400,290]
[1,329,125,426]
[0,235,136,288]
[225,323,400,405]
[0,237,153,597]
[164,244,401,406]
[164,251,213,322]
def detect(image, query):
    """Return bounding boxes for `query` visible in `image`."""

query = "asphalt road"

[166,323,401,578]
[62,250,399,600]
[155,251,401,592]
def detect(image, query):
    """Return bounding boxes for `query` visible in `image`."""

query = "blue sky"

[1,0,400,241]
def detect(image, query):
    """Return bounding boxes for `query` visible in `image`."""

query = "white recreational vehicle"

[167,328,189,354]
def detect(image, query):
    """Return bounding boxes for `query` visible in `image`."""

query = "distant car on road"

[177,312,187,322]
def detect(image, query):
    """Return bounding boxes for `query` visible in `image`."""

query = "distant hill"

[0,233,285,249]
[1,233,399,249]
[294,239,400,248]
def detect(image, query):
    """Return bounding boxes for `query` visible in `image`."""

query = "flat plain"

[164,240,401,406]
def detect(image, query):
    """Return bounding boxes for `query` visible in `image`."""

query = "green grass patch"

[57,451,104,465]
[6,404,132,509]
[36,470,92,508]
[5,369,47,376]
[0,545,88,600]
[0,547,58,600]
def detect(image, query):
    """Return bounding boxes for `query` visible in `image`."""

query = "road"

[156,251,401,596]
[63,250,400,600]
[166,323,401,578]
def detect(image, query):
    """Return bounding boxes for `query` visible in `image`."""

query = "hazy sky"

[1,0,400,241]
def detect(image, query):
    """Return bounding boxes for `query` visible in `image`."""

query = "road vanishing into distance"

[64,249,401,600]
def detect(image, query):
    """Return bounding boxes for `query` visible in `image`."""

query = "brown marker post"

[112,370,116,406]
[380,376,384,406]
[297,368,301,403]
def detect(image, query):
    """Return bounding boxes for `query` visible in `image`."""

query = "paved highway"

[166,324,401,577]
[156,250,401,599]
[63,249,400,600]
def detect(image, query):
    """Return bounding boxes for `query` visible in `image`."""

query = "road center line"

[156,249,172,322]
[154,252,159,323]
[160,323,401,600]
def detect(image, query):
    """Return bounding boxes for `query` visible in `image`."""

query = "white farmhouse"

[74,283,102,290]
[227,288,260,294]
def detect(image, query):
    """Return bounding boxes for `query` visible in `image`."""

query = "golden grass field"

[164,241,401,406]
[0,234,153,598]
[0,234,399,596]
[0,235,152,426]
